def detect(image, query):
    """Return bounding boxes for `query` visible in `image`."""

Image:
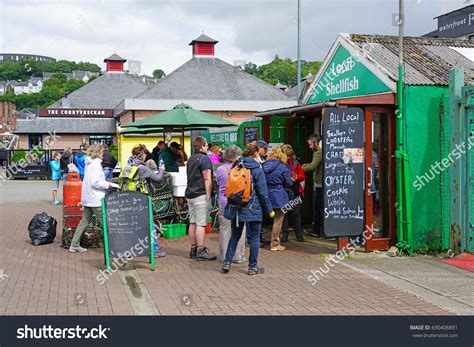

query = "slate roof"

[104,53,126,62]
[189,34,218,45]
[15,118,116,134]
[48,73,150,109]
[348,34,474,86]
[136,57,294,101]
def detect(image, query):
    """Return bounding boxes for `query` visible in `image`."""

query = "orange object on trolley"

[63,173,82,227]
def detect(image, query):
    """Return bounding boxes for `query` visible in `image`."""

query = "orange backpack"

[225,163,253,207]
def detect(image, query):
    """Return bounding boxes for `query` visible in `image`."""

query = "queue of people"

[61,134,324,277]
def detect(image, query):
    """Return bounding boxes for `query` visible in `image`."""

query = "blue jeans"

[103,167,113,179]
[62,173,68,182]
[225,220,261,268]
[152,226,161,253]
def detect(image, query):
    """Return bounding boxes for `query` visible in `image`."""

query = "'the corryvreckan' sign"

[38,108,114,118]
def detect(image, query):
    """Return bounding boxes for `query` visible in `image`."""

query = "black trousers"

[312,187,323,235]
[282,197,303,237]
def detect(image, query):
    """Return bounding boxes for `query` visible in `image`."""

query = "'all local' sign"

[306,45,390,104]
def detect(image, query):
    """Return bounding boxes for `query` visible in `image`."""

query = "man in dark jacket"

[185,136,216,261]
[302,134,323,237]
[60,147,74,182]
[101,144,117,179]
[158,142,181,172]
[151,141,166,163]
[222,142,274,275]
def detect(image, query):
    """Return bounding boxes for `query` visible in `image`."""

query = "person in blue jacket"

[222,142,275,276]
[262,146,294,251]
[74,144,89,180]
[50,152,62,205]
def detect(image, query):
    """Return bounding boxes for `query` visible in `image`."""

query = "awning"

[253,101,335,117]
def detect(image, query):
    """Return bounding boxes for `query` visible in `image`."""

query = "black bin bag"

[28,212,57,246]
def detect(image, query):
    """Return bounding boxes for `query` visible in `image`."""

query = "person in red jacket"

[280,144,305,242]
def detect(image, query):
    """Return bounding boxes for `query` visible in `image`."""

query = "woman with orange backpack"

[221,142,274,276]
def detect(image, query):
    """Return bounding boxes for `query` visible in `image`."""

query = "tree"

[244,62,258,75]
[152,69,166,79]
[64,79,85,94]
[43,76,65,89]
[244,57,323,87]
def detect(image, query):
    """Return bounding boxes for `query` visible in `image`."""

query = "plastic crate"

[161,223,187,239]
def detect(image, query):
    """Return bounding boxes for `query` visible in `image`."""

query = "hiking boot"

[221,262,231,273]
[281,234,289,243]
[296,234,305,242]
[248,266,265,275]
[196,247,217,261]
[69,245,87,253]
[154,251,167,258]
[270,245,286,251]
[189,246,197,259]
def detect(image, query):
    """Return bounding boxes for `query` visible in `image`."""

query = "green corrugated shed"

[404,85,447,251]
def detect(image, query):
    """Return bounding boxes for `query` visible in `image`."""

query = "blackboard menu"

[243,126,258,145]
[323,107,365,237]
[104,191,152,258]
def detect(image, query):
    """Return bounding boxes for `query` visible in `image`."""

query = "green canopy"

[120,126,209,135]
[122,103,236,129]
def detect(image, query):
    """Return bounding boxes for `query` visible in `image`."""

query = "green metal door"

[269,116,287,143]
[463,86,474,253]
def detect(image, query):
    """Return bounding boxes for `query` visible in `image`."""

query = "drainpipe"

[396,0,413,254]
[297,0,301,105]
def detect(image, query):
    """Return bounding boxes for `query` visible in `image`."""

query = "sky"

[0,0,471,75]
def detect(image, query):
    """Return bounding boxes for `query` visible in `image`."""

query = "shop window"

[89,135,113,146]
[28,134,43,149]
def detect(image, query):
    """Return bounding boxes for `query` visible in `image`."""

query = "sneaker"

[270,245,286,251]
[248,266,265,275]
[196,247,217,261]
[189,246,197,259]
[52,200,60,205]
[296,235,305,242]
[233,257,247,264]
[221,262,231,273]
[281,234,289,243]
[69,246,87,253]
[154,251,166,258]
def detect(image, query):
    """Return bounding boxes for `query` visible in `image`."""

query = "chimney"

[189,33,218,57]
[104,53,127,72]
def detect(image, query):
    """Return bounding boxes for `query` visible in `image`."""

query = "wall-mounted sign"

[38,108,114,118]
[437,6,474,38]
[243,126,259,145]
[203,131,237,146]
[306,45,390,104]
[323,107,365,237]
